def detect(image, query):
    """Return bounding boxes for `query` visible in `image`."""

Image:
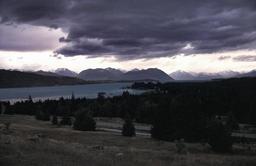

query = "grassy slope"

[0,70,88,88]
[0,115,256,166]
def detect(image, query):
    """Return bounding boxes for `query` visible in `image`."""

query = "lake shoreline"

[0,82,146,104]
[0,80,135,89]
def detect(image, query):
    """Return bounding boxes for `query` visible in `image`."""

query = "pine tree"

[73,111,96,131]
[60,115,72,126]
[207,119,233,153]
[122,116,136,137]
[52,115,58,125]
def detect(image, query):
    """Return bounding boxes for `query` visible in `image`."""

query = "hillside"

[0,70,87,88]
[34,70,61,77]
[0,115,255,166]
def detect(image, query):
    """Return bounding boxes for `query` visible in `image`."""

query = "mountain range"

[78,68,123,81]
[25,68,173,82]
[78,68,173,82]
[0,68,174,88]
[2,67,256,89]
[33,68,256,81]
[238,70,256,78]
[121,68,173,82]
[24,68,174,82]
[55,68,78,77]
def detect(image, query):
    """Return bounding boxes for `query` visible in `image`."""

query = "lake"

[0,82,144,103]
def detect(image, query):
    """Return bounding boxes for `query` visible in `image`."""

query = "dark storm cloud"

[233,55,256,62]
[1,0,256,59]
[0,0,70,25]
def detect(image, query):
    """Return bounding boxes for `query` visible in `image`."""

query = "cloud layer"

[1,0,256,60]
[0,24,64,51]
[233,55,256,62]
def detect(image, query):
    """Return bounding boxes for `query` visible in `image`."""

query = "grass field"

[1,115,256,166]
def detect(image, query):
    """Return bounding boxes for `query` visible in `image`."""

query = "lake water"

[0,82,144,103]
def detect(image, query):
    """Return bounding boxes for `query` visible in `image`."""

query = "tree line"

[1,77,256,152]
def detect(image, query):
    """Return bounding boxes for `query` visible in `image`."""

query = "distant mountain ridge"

[169,70,196,80]
[121,68,173,82]
[55,68,78,77]
[169,70,255,80]
[5,68,173,84]
[2,67,256,88]
[78,68,123,81]
[31,68,78,78]
[238,70,256,78]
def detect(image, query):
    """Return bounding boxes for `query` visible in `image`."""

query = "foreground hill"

[33,70,61,77]
[0,70,87,88]
[0,115,255,166]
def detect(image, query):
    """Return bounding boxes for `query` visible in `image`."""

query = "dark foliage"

[51,115,58,125]
[226,112,239,131]
[35,110,50,121]
[207,119,233,153]
[131,82,161,90]
[60,116,72,126]
[122,116,136,137]
[73,111,96,131]
[5,76,256,125]
[151,96,208,142]
[2,77,256,149]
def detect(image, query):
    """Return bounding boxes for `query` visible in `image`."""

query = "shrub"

[150,119,173,141]
[122,118,136,137]
[73,111,96,131]
[175,139,187,154]
[60,116,72,126]
[226,112,239,131]
[51,115,58,125]
[35,110,50,121]
[207,120,233,153]
[150,111,207,142]
[4,122,11,130]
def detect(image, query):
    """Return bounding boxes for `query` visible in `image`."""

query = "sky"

[1,0,256,74]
